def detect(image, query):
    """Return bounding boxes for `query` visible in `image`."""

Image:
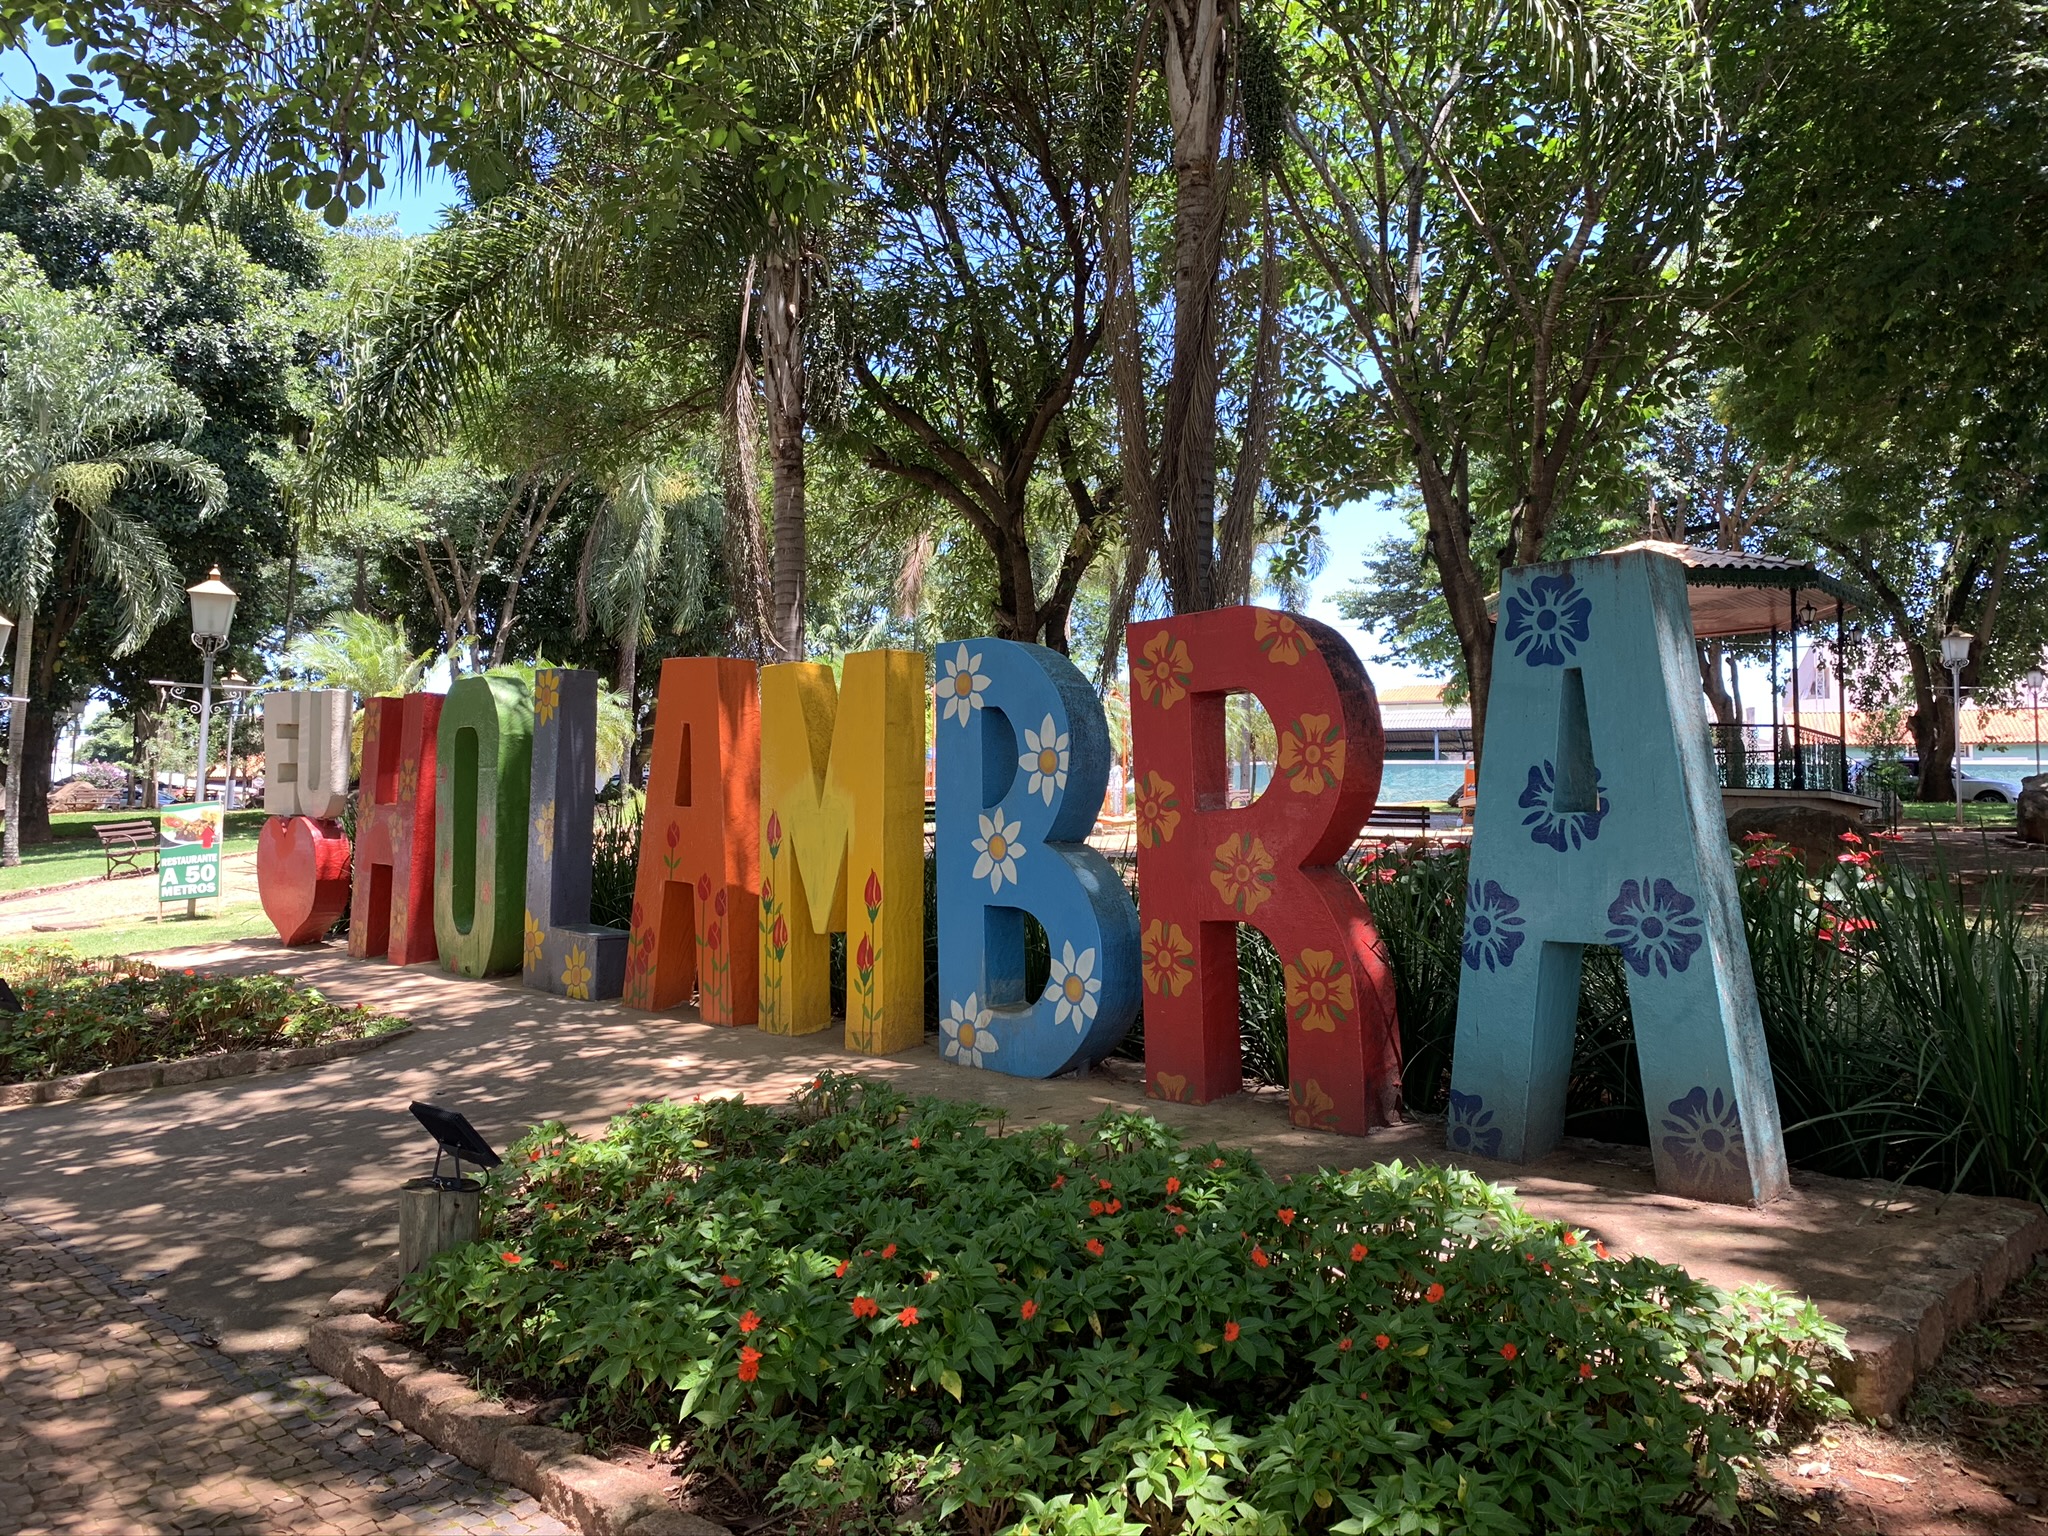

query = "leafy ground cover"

[0,941,407,1082]
[401,1075,1845,1535]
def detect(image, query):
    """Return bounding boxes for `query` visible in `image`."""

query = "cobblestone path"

[0,1208,569,1536]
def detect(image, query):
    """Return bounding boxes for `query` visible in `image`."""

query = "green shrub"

[400,1076,1845,1534]
[0,942,405,1082]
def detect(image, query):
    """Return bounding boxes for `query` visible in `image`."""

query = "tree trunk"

[617,625,640,787]
[760,249,808,663]
[17,690,54,847]
[1157,0,1232,614]
[1,613,29,866]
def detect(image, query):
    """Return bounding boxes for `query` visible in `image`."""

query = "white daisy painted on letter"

[1019,714,1070,805]
[941,993,999,1068]
[971,811,1024,892]
[1044,942,1101,1032]
[938,644,990,725]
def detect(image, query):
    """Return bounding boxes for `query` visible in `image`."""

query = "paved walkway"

[0,1207,568,1535]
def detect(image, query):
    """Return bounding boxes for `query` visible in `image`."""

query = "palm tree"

[283,610,438,764]
[0,239,226,864]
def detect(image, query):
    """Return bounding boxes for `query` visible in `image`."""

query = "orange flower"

[1251,1246,1270,1268]
[1209,833,1276,915]
[739,1310,760,1333]
[1223,1320,1241,1343]
[1089,1200,1105,1216]
[896,1306,919,1327]
[1254,609,1308,665]
[881,1244,898,1260]
[549,1260,568,1271]
[1594,1241,1608,1259]
[1277,713,1346,795]
[1284,950,1355,1034]
[1141,919,1195,996]
[1165,1176,1181,1196]
[1374,1334,1391,1350]
[721,1274,742,1289]
[909,1137,921,1149]
[1051,1174,1066,1190]
[1134,631,1193,710]
[1276,1208,1296,1227]
[1338,1337,1353,1351]
[1350,1243,1368,1262]
[1097,1178,1114,1191]
[501,1252,523,1265]
[1133,771,1182,847]
[1210,1158,1225,1169]
[1580,1361,1594,1379]
[1500,1342,1518,1361]
[1020,1298,1038,1321]
[851,1296,880,1320]
[1106,1199,1121,1215]
[1424,1283,1444,1303]
[1563,1232,1578,1247]
[1086,1238,1106,1258]
[833,1260,849,1278]
[1174,1224,1188,1236]
[738,1345,762,1382]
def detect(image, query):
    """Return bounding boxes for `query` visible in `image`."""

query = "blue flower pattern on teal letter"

[1502,572,1592,666]
[1518,761,1608,852]
[1605,877,1705,976]
[1445,1090,1503,1157]
[1461,880,1526,972]
[1660,1086,1746,1185]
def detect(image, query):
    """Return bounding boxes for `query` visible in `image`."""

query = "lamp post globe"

[1939,630,1973,823]
[187,565,238,649]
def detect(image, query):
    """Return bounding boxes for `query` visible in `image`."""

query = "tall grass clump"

[1358,831,2047,1204]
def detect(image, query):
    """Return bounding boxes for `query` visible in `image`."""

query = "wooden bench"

[92,820,158,880]
[1364,805,1435,833]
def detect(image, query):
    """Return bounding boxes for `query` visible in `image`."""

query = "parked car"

[1884,757,2024,803]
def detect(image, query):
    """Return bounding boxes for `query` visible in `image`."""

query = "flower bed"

[400,1075,1844,1535]
[0,943,408,1084]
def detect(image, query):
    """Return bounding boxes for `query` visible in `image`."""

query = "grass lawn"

[44,897,278,959]
[1898,799,2019,831]
[0,810,264,896]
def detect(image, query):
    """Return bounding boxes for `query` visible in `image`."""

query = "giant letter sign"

[1127,608,1400,1134]
[524,668,627,1000]
[934,640,1140,1076]
[350,693,442,965]
[758,652,925,1049]
[1447,550,1788,1205]
[622,658,760,1023]
[262,689,350,819]
[257,689,353,945]
[433,674,534,978]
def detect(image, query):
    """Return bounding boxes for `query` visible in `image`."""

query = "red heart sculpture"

[258,816,353,946]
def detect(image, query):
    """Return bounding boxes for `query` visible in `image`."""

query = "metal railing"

[1710,723,1849,794]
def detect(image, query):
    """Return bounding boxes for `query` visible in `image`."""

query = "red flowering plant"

[0,941,405,1084]
[399,1074,1845,1534]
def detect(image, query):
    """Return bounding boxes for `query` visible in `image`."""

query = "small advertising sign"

[159,803,224,904]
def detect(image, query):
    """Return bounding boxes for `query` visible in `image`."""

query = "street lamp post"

[184,568,238,913]
[0,608,17,868]
[1939,628,1973,827]
[2027,667,2046,779]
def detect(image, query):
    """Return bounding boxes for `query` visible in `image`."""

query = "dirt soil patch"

[1732,1258,2048,1535]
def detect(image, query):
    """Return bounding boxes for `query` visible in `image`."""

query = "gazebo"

[1605,540,1872,807]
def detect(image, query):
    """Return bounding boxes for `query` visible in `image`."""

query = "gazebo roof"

[1605,539,1865,640]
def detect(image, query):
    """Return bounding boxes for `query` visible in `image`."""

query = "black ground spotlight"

[408,1101,503,1191]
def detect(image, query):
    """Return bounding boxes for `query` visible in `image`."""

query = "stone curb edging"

[1834,1197,2048,1417]
[0,1025,416,1110]
[309,1265,728,1536]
